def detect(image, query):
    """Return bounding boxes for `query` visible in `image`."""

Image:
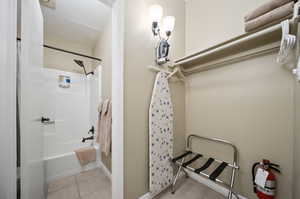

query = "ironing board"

[149,72,174,195]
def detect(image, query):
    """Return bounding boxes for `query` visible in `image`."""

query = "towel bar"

[171,135,240,199]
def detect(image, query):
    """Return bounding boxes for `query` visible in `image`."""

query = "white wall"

[0,0,17,198]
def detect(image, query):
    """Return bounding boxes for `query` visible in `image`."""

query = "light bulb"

[149,4,163,23]
[163,16,176,33]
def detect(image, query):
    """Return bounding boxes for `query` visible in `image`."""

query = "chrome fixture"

[149,5,175,65]
[82,136,94,143]
[88,126,95,135]
[74,59,94,76]
[40,117,55,125]
[39,0,56,9]
[82,126,95,143]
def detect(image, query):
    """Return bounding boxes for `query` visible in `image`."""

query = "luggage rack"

[171,135,239,199]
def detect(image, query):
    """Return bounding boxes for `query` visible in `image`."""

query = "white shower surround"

[45,144,101,183]
[43,68,101,182]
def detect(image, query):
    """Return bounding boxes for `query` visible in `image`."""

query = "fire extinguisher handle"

[270,166,281,173]
[269,163,280,168]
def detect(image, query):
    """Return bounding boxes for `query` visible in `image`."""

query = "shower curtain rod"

[16,38,102,62]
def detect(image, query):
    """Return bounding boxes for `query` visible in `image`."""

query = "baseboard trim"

[98,161,112,181]
[139,192,152,199]
[138,169,247,199]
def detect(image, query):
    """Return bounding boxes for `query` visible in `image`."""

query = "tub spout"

[82,136,94,143]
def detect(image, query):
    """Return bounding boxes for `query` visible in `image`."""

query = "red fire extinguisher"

[252,160,281,199]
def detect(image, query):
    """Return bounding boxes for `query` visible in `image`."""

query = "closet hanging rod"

[16,38,102,62]
[181,43,280,75]
[174,22,284,67]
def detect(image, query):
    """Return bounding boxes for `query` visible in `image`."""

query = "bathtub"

[44,143,101,183]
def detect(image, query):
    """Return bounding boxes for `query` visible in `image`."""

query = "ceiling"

[41,0,111,48]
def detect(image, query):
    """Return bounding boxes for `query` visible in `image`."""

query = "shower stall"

[42,68,101,182]
[17,15,103,184]
[18,12,103,197]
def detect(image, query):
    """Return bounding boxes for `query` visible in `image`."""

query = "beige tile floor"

[47,169,223,199]
[157,178,224,199]
[47,168,111,199]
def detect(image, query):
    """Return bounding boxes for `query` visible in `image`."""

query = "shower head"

[74,59,84,68]
[74,59,94,76]
[39,0,56,9]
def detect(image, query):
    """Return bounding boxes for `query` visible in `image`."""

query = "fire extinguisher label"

[255,168,269,187]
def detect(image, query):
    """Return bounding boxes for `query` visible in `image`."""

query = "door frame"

[0,0,124,198]
[111,0,124,198]
[0,0,17,199]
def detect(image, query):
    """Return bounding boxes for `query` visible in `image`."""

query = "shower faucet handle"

[88,126,95,135]
[41,117,50,123]
[82,136,94,143]
[41,117,55,125]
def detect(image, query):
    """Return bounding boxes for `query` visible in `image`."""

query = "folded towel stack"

[244,0,296,32]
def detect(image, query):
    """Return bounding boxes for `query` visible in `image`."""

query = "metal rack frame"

[172,1,300,75]
[171,135,239,199]
[17,38,102,62]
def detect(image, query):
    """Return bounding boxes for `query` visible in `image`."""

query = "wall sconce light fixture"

[149,4,175,65]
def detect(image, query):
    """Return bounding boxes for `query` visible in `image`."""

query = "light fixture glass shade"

[163,16,176,32]
[149,4,163,22]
